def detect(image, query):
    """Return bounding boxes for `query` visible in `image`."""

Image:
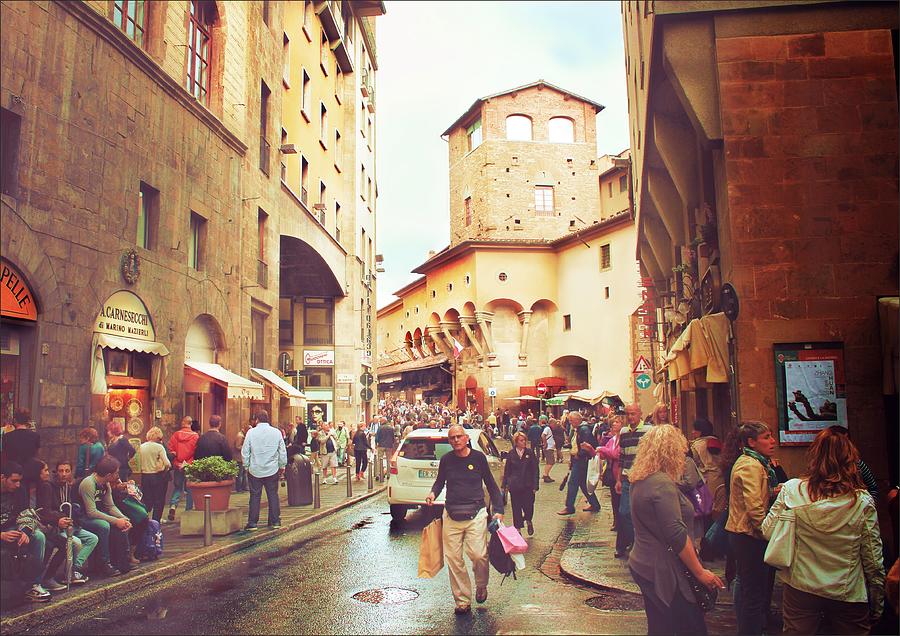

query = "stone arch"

[485,298,524,315]
[461,301,477,319]
[428,312,441,328]
[185,313,227,365]
[442,308,460,323]
[551,355,589,389]
[0,200,63,318]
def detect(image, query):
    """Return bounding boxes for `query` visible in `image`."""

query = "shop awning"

[184,361,264,400]
[251,368,306,406]
[663,312,730,385]
[96,333,169,356]
[376,354,449,377]
[567,388,620,406]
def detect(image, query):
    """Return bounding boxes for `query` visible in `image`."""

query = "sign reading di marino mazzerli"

[95,290,155,341]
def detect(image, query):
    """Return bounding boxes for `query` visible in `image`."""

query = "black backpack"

[487,528,516,581]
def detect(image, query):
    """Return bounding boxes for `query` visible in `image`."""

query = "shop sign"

[303,350,334,366]
[1,259,37,321]
[337,373,354,384]
[95,290,155,341]
[636,261,655,341]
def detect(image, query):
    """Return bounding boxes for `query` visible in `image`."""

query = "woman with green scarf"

[725,421,779,635]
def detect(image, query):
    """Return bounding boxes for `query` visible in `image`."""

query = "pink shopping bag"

[497,524,528,554]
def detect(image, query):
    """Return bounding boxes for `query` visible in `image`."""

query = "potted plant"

[184,456,239,512]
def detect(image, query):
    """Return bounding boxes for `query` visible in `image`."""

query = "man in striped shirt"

[615,403,650,558]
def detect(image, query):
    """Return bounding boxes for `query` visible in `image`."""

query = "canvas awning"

[251,368,306,406]
[91,333,169,397]
[184,361,264,400]
[504,395,544,402]
[376,354,449,377]
[96,333,169,356]
[663,312,730,385]
[567,388,620,406]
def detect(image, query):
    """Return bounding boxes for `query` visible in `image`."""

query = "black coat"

[502,447,538,492]
[194,430,232,461]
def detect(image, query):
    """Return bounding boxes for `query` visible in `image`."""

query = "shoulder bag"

[666,544,718,612]
[763,482,809,570]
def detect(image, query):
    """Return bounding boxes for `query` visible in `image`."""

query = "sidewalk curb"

[1,486,386,635]
[557,547,640,596]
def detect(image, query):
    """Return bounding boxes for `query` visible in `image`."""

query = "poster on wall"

[307,403,328,427]
[774,342,847,445]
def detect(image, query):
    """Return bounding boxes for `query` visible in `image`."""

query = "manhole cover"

[352,587,419,605]
[585,592,645,611]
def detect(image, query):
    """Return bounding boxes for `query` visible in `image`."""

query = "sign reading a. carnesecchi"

[96,290,155,341]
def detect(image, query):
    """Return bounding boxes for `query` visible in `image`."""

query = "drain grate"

[352,587,419,605]
[584,592,645,612]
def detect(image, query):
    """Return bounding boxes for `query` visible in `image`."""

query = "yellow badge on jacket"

[468,464,474,470]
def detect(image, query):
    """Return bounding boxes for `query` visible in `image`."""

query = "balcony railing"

[259,136,270,175]
[257,259,268,288]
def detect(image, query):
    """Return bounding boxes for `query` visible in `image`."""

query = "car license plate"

[418,469,437,479]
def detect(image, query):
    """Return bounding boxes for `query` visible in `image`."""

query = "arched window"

[548,117,575,143]
[505,115,533,141]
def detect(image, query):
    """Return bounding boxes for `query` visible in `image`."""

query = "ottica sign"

[303,350,335,366]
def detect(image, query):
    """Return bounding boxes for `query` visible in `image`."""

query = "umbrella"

[59,502,74,590]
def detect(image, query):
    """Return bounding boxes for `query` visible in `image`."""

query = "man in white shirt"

[241,410,287,531]
[541,420,557,483]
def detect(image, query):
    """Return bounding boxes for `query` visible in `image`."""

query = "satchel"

[666,545,718,612]
[763,507,797,569]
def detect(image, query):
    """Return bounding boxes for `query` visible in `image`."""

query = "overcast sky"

[374,1,629,308]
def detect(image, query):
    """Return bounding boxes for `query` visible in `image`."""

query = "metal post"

[203,494,212,546]
[346,464,353,497]
[367,456,374,491]
[313,472,321,509]
[376,450,384,482]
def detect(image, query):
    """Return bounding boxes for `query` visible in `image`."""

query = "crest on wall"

[121,249,140,285]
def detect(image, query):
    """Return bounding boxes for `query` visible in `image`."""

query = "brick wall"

[717,29,899,477]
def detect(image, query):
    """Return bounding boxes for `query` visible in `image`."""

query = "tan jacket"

[690,437,726,514]
[762,479,884,607]
[725,454,771,539]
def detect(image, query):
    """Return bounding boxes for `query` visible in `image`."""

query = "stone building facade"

[377,82,645,414]
[0,0,384,465]
[623,0,899,481]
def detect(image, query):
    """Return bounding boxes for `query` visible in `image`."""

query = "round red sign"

[536,382,547,395]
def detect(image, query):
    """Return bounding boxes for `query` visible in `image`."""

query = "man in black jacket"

[425,426,504,615]
[293,416,308,454]
[194,415,232,461]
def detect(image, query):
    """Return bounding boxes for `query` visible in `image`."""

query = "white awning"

[251,368,306,406]
[184,361,264,400]
[96,333,169,356]
[567,388,620,406]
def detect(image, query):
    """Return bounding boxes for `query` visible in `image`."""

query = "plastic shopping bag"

[497,524,529,554]
[417,517,444,578]
[510,553,526,571]
[586,455,602,495]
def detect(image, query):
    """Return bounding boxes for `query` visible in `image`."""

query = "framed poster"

[773,342,847,445]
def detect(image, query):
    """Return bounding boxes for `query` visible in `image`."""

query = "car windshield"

[399,438,455,460]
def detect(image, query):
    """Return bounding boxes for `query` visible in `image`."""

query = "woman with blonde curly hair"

[629,424,723,635]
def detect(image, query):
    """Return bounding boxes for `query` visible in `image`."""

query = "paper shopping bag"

[417,517,444,578]
[497,524,529,554]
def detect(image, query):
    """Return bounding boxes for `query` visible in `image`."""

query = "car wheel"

[390,504,407,522]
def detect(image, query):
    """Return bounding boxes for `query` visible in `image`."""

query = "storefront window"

[303,298,333,345]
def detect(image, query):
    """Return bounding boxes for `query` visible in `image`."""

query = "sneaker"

[475,586,488,603]
[167,508,176,522]
[42,579,67,592]
[454,604,471,615]
[244,525,259,532]
[269,523,282,529]
[25,584,51,602]
[71,571,89,585]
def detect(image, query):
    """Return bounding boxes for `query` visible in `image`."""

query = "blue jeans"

[80,518,111,564]
[565,458,600,511]
[80,518,130,569]
[616,476,634,553]
[27,528,47,585]
[169,467,193,510]
[46,528,98,579]
[235,463,248,492]
[247,473,280,527]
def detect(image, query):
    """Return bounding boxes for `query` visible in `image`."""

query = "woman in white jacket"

[762,426,884,635]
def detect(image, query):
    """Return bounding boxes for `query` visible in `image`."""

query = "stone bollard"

[313,472,321,509]
[203,494,212,547]
[368,458,374,491]
[346,464,353,497]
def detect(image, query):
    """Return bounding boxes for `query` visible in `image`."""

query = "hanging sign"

[95,290,155,341]
[0,259,37,321]
[303,350,334,366]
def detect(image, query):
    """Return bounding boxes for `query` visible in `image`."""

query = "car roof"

[403,427,481,441]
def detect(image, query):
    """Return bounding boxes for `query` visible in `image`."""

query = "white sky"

[374,1,630,309]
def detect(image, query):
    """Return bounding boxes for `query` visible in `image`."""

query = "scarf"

[742,447,778,488]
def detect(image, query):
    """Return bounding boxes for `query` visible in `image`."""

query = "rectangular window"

[186,0,211,105]
[300,155,309,205]
[600,243,612,270]
[367,177,373,206]
[607,182,613,198]
[280,128,288,181]
[466,118,482,151]
[318,181,327,224]
[113,0,146,47]
[251,310,266,368]
[302,0,312,39]
[465,197,472,227]
[360,100,366,136]
[360,164,366,200]
[188,211,206,271]
[320,30,329,74]
[319,103,328,147]
[534,186,554,216]
[257,208,268,287]
[0,107,21,197]
[563,315,572,331]
[259,81,270,175]
[301,68,311,118]
[282,33,290,87]
[303,298,334,346]
[619,174,628,193]
[334,129,341,171]
[334,202,341,244]
[279,297,293,346]
[137,182,158,250]
[305,367,333,388]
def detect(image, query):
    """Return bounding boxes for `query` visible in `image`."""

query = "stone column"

[517,310,532,367]
[459,316,485,366]
[475,311,499,367]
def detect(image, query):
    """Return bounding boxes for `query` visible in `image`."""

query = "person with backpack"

[425,425,504,615]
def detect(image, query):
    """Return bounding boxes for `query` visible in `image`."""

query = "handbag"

[763,508,797,569]
[666,545,718,612]
[601,461,616,488]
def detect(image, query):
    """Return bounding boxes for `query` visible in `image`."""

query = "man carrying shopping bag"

[425,425,504,615]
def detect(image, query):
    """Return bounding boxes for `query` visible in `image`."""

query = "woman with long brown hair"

[762,426,885,634]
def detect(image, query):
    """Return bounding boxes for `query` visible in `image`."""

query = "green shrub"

[184,456,239,482]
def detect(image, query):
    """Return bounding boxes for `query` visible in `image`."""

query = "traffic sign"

[487,387,497,397]
[635,373,652,390]
[360,372,374,386]
[632,356,652,374]
[360,387,374,402]
[536,382,547,395]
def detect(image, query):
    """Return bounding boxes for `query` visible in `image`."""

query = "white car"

[387,426,504,522]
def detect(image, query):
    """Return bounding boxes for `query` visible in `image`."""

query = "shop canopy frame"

[184,361,264,400]
[251,367,306,406]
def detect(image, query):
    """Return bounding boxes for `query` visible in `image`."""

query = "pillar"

[517,310,532,367]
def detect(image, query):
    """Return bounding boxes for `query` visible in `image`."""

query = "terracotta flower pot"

[186,479,235,511]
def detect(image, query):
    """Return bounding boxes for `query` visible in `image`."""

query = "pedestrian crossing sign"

[632,356,652,374]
